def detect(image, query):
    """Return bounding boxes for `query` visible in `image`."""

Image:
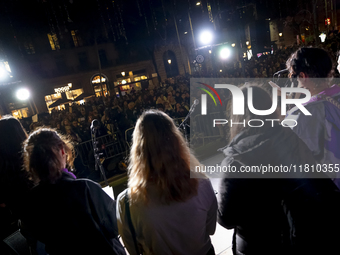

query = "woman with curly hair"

[22,128,125,255]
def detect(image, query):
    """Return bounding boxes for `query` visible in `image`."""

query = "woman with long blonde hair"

[117,110,217,255]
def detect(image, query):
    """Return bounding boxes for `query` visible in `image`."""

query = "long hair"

[128,110,199,204]
[0,116,28,158]
[229,85,279,140]
[23,128,75,184]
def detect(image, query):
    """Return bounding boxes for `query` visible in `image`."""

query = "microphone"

[178,99,199,139]
[273,69,288,76]
[90,119,100,130]
[189,99,199,113]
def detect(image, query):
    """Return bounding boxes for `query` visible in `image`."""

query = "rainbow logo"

[197,82,222,106]
[197,82,222,115]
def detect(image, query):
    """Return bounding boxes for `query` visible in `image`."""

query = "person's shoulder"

[116,189,128,209]
[197,177,215,194]
[117,188,128,202]
[288,99,323,115]
[62,177,101,190]
[286,100,326,124]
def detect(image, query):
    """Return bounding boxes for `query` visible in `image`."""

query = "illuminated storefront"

[91,74,109,97]
[44,83,84,112]
[7,99,32,119]
[11,107,29,119]
[114,70,148,93]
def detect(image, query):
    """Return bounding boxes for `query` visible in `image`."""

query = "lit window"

[11,108,28,119]
[47,33,60,50]
[121,85,130,90]
[92,75,106,84]
[71,30,82,47]
[24,42,35,54]
[66,88,83,100]
[117,78,131,85]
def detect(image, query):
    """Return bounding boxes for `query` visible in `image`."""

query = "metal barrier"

[76,132,127,169]
[124,127,135,150]
[75,114,222,169]
[191,111,226,146]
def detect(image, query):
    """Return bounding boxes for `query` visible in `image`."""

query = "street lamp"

[15,87,39,115]
[319,33,326,42]
[196,2,201,6]
[199,30,213,45]
[168,59,172,64]
[16,88,30,101]
[220,48,231,59]
[121,71,125,77]
[231,43,236,47]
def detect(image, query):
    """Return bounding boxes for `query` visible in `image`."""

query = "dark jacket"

[0,154,33,240]
[23,173,126,255]
[217,125,340,255]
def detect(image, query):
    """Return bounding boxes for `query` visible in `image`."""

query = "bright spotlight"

[220,48,231,59]
[168,59,172,64]
[16,88,30,101]
[199,31,213,45]
[196,2,201,5]
[0,67,8,80]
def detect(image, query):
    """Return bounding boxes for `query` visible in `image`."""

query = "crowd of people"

[20,76,192,144]
[19,43,340,146]
[1,45,340,255]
